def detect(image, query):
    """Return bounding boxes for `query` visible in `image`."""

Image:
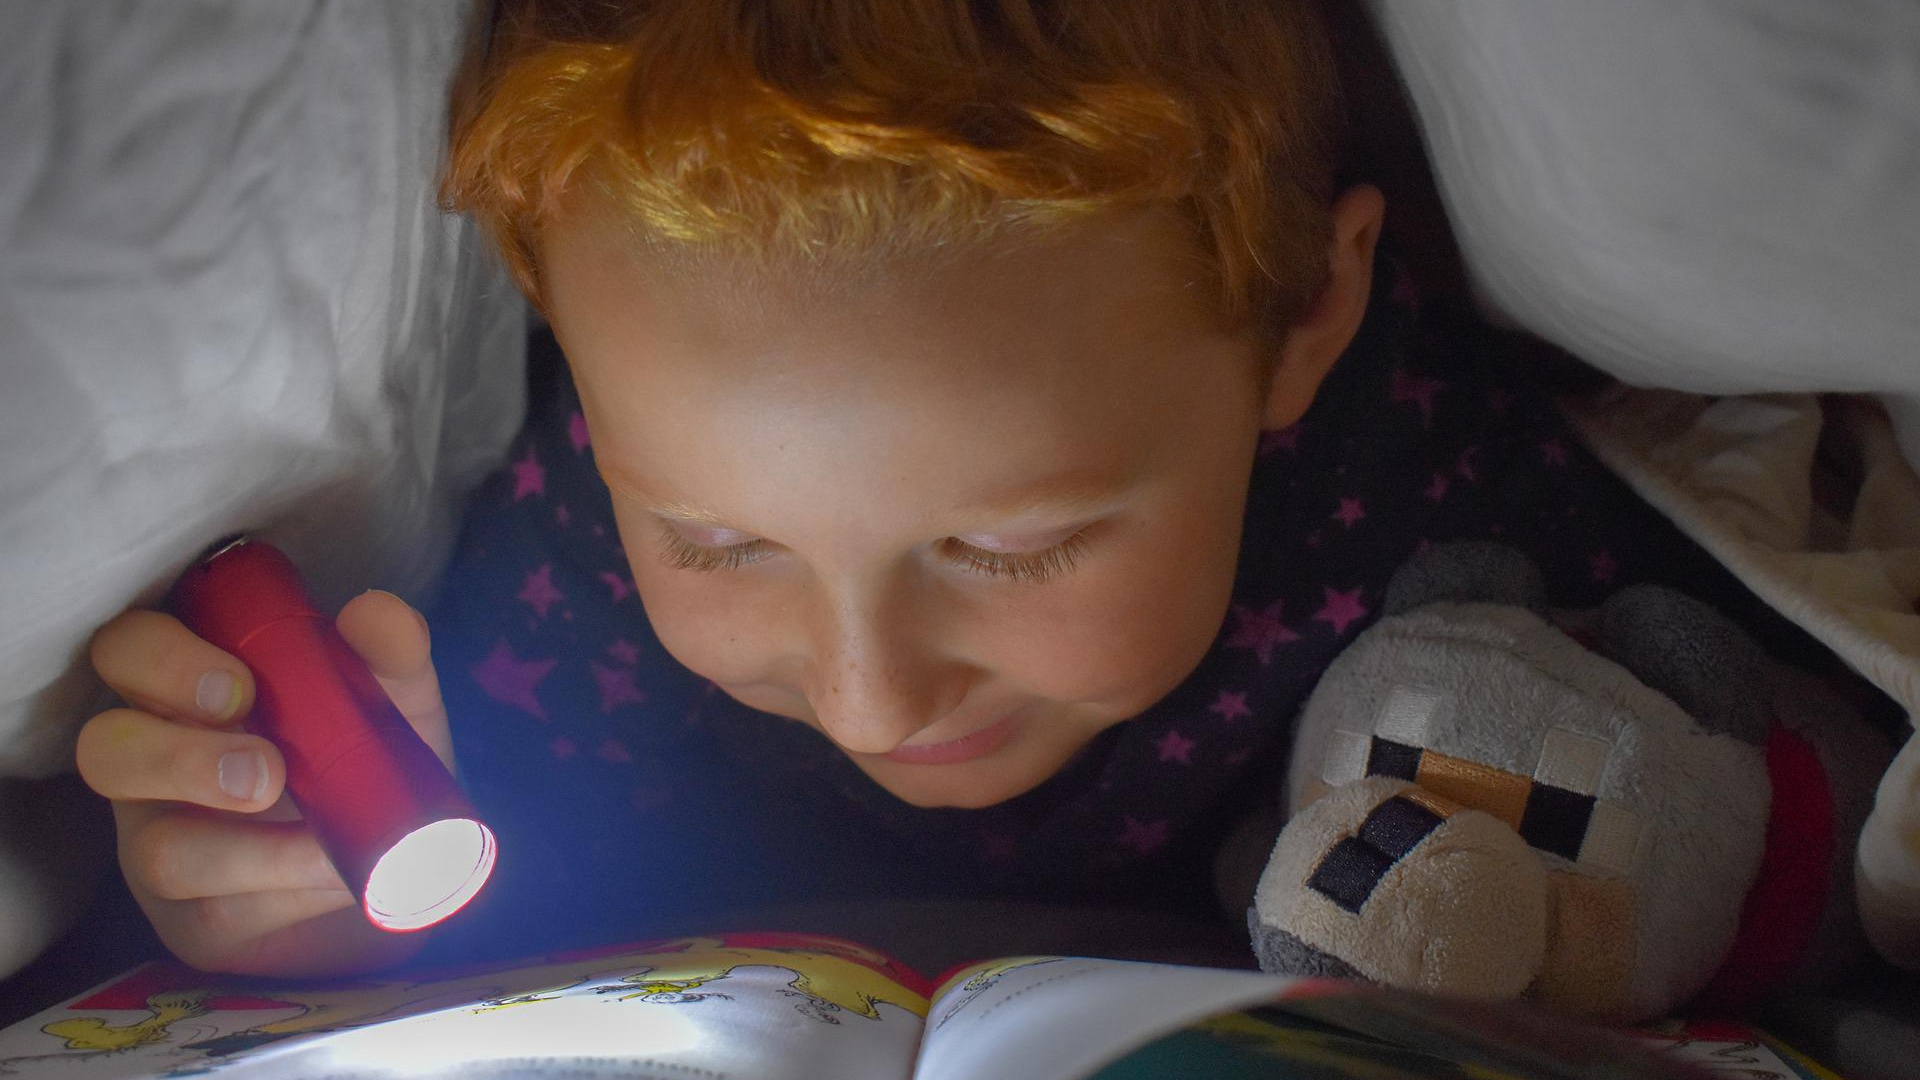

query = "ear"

[1262,184,1386,430]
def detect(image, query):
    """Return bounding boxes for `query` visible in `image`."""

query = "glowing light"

[364,818,497,932]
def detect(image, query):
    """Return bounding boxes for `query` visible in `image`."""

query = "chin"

[849,757,1044,810]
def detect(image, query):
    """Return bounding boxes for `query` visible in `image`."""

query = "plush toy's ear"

[1383,540,1550,617]
[1598,585,1770,745]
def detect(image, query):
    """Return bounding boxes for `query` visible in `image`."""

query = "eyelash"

[653,526,1091,584]
[938,532,1090,583]
[657,529,773,573]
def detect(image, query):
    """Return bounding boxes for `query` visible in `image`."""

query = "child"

[76,0,1790,977]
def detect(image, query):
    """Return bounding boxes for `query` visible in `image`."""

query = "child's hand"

[76,590,453,977]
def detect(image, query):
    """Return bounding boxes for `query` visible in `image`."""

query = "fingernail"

[366,589,429,634]
[196,670,242,721]
[217,750,267,803]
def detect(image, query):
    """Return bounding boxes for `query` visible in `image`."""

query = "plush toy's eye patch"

[1319,705,1643,875]
[1535,728,1610,793]
[1307,795,1450,913]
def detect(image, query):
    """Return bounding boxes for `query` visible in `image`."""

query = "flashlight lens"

[363,818,498,932]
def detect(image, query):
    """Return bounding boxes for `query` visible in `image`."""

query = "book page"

[1632,1018,1843,1080]
[0,933,930,1080]
[1082,1006,1542,1080]
[916,959,1726,1080]
[912,956,1302,1080]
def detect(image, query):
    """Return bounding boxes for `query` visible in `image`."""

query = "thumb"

[335,590,456,774]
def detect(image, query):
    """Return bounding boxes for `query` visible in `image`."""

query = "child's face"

[541,205,1362,810]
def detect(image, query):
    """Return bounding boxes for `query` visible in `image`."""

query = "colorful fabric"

[423,260,1778,961]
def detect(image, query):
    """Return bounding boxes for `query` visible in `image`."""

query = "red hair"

[442,0,1344,331]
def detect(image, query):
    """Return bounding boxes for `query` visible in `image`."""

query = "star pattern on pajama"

[426,255,1733,915]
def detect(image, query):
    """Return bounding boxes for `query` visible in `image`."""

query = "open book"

[0,931,1834,1079]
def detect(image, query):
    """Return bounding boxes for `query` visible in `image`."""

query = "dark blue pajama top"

[421,257,1778,962]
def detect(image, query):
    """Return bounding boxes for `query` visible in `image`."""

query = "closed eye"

[655,523,1093,583]
[655,525,773,572]
[939,530,1091,584]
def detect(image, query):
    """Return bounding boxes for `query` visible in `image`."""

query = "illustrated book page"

[0,932,936,1080]
[0,929,1811,1080]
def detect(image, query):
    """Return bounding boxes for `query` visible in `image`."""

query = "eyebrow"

[595,467,724,524]
[953,467,1138,522]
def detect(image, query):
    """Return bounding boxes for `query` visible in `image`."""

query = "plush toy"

[1247,541,1893,1021]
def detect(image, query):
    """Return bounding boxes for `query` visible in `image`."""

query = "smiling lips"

[882,713,1021,765]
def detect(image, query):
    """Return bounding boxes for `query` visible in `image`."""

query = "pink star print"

[591,660,646,713]
[1539,439,1569,467]
[1313,586,1369,636]
[607,639,640,666]
[599,571,634,603]
[1209,690,1253,722]
[1389,267,1421,312]
[596,738,632,764]
[569,411,591,453]
[1589,549,1619,583]
[517,563,564,619]
[1455,445,1481,483]
[1226,601,1300,666]
[1259,426,1300,456]
[471,639,557,721]
[1424,473,1450,502]
[1389,367,1445,427]
[555,504,571,528]
[512,446,545,501]
[551,736,577,761]
[1155,729,1196,765]
[1118,815,1170,855]
[1332,496,1366,529]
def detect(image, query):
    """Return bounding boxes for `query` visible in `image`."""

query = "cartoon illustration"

[1640,1029,1822,1080]
[927,957,1064,1032]
[40,991,213,1054]
[496,935,931,1024]
[0,933,930,1077]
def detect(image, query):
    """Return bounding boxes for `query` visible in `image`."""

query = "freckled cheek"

[990,543,1236,710]
[618,549,788,687]
[1077,506,1243,704]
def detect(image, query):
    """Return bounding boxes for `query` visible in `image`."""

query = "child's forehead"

[544,202,1265,441]
[541,197,1227,336]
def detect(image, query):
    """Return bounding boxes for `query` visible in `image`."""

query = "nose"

[802,582,967,756]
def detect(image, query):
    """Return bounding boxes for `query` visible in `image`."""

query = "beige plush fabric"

[1564,389,1920,970]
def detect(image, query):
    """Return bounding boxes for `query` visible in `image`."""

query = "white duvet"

[1368,0,1920,467]
[0,1,524,974]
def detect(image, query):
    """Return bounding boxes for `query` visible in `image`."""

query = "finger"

[77,708,284,811]
[335,590,454,770]
[149,888,356,974]
[90,609,254,727]
[121,808,345,901]
[154,896,428,978]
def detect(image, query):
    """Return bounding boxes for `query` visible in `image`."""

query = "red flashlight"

[170,537,496,932]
